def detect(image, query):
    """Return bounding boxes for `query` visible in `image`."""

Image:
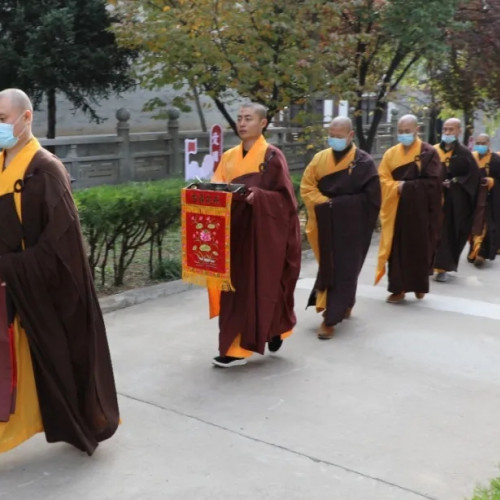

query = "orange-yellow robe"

[433,142,479,272]
[0,139,43,452]
[208,135,300,357]
[301,144,380,325]
[375,139,443,291]
[0,139,119,455]
[469,151,500,260]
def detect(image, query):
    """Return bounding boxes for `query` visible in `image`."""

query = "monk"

[375,114,444,303]
[433,118,480,282]
[301,116,380,338]
[208,102,301,367]
[467,133,500,266]
[0,89,119,455]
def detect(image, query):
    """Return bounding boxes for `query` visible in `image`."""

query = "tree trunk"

[463,108,474,146]
[46,88,57,154]
[47,88,56,139]
[210,95,237,136]
[428,103,441,144]
[364,102,387,154]
[354,93,367,152]
[191,83,207,132]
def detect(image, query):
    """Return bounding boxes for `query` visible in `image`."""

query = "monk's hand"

[397,181,405,195]
[0,282,5,287]
[442,179,451,189]
[246,189,255,205]
[482,177,495,190]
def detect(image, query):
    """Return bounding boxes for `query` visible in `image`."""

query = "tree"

[112,0,351,134]
[0,0,137,138]
[336,0,463,152]
[428,0,500,144]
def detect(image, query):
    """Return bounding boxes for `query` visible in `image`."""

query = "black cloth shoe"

[268,336,283,352]
[212,356,247,368]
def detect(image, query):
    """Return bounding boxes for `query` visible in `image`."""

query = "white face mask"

[0,113,25,149]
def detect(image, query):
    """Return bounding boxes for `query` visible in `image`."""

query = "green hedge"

[469,474,500,500]
[290,172,304,213]
[75,178,184,287]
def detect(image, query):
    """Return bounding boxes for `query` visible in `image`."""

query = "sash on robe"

[0,138,40,421]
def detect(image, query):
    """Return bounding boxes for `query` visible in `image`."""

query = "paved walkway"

[1,236,500,499]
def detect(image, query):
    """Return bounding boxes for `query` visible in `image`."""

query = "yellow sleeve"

[300,154,330,262]
[375,151,400,284]
[300,155,330,209]
[211,155,227,182]
[378,151,400,200]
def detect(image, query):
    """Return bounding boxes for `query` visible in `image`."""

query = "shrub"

[75,178,184,287]
[290,172,304,213]
[152,257,182,281]
[469,474,500,500]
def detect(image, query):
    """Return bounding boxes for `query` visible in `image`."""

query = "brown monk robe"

[301,116,380,339]
[467,135,500,266]
[209,103,301,367]
[433,119,479,281]
[0,89,118,455]
[376,116,444,302]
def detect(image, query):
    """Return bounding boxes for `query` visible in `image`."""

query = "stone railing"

[38,107,427,190]
[40,108,307,189]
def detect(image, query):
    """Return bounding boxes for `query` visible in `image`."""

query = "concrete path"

[1,236,500,500]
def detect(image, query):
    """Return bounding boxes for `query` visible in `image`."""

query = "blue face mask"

[397,133,415,147]
[441,134,456,144]
[328,137,348,152]
[0,113,24,150]
[474,144,489,155]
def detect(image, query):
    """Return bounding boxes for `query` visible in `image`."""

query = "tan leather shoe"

[415,292,425,299]
[318,321,334,340]
[386,292,406,304]
[474,256,485,268]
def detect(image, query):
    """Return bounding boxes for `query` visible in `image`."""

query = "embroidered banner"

[181,188,234,291]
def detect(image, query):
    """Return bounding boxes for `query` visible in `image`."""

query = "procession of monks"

[301,114,500,339]
[1,91,498,457]
[302,113,498,340]
[206,103,499,367]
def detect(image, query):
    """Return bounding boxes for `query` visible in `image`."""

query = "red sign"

[210,124,223,172]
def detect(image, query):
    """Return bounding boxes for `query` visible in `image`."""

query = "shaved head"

[398,114,419,136]
[399,114,418,127]
[0,88,33,113]
[0,88,34,153]
[329,116,353,132]
[444,118,462,129]
[328,115,355,150]
[442,117,462,141]
[476,133,490,146]
[239,102,267,120]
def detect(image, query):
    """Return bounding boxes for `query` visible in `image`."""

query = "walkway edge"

[98,248,316,315]
[99,280,195,314]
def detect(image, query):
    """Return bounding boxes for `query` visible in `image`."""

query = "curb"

[99,248,317,315]
[99,280,195,315]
